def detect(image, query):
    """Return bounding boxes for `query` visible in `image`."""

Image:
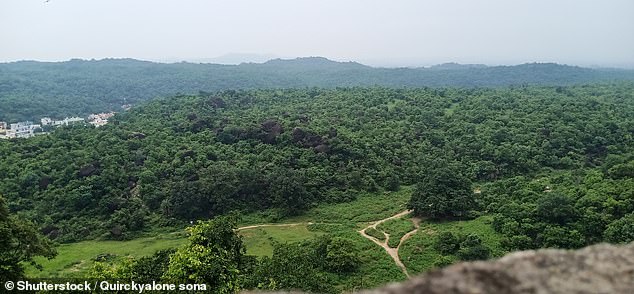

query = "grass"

[307,223,406,290]
[365,227,386,241]
[399,215,505,275]
[26,231,188,278]
[297,187,412,224]
[26,185,504,289]
[25,185,505,293]
[238,225,324,256]
[376,217,416,248]
[26,187,413,279]
[241,187,412,228]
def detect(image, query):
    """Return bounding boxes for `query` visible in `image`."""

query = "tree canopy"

[0,84,632,250]
[0,195,56,280]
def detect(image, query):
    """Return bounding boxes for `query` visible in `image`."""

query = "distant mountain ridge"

[1,57,633,121]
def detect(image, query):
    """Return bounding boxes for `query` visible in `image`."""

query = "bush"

[434,232,460,255]
[433,255,455,268]
[457,234,491,261]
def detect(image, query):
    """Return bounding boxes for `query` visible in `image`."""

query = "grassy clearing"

[239,225,324,256]
[376,217,416,248]
[298,187,412,224]
[27,187,413,279]
[241,187,411,227]
[399,215,505,275]
[26,231,188,278]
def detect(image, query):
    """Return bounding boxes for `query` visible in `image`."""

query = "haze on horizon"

[1,0,633,68]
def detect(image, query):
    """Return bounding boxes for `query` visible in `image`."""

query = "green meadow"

[26,186,502,285]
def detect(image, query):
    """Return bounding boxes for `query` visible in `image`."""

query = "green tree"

[434,231,460,255]
[539,225,585,249]
[268,169,312,216]
[409,163,475,219]
[457,234,491,261]
[0,195,57,280]
[325,237,360,273]
[535,193,578,225]
[604,214,634,243]
[163,215,245,294]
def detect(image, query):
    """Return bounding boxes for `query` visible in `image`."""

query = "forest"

[1,83,633,292]
[2,58,634,121]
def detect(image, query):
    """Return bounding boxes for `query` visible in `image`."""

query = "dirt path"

[237,222,313,231]
[236,211,421,278]
[358,210,420,278]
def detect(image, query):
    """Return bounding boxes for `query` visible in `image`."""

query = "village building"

[4,121,42,139]
[41,117,53,126]
[88,112,115,127]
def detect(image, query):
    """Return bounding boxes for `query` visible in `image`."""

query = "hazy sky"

[1,0,633,67]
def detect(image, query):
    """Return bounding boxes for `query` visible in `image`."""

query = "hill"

[2,84,634,292]
[1,58,633,121]
[1,84,633,244]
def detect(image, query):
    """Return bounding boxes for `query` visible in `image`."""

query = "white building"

[4,121,42,139]
[51,117,84,126]
[41,117,53,126]
[88,112,115,127]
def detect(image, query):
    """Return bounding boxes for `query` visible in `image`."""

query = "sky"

[1,0,633,68]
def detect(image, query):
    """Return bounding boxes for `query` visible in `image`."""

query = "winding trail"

[237,222,313,231]
[358,210,420,278]
[236,211,421,278]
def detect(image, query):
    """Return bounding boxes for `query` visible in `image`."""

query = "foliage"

[0,195,57,280]
[409,162,475,219]
[456,234,491,261]
[2,84,633,245]
[325,237,361,273]
[89,249,174,282]
[486,168,634,250]
[241,235,360,293]
[365,227,386,241]
[434,232,460,255]
[2,59,633,121]
[399,216,504,275]
[2,82,634,291]
[604,214,634,243]
[163,215,245,293]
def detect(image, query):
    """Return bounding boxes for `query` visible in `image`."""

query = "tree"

[456,234,491,261]
[538,225,585,249]
[0,195,57,280]
[409,163,475,219]
[385,174,401,192]
[268,169,312,216]
[325,237,360,273]
[163,215,245,294]
[535,193,578,225]
[434,231,460,255]
[604,214,634,244]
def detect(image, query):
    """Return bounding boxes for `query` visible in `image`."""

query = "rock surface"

[367,242,634,294]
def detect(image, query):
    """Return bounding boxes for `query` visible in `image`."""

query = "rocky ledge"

[368,242,634,294]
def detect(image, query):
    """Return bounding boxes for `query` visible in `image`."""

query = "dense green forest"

[2,83,633,240]
[1,83,633,291]
[2,58,634,121]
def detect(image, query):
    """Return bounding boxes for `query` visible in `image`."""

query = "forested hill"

[1,57,634,121]
[1,84,633,245]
